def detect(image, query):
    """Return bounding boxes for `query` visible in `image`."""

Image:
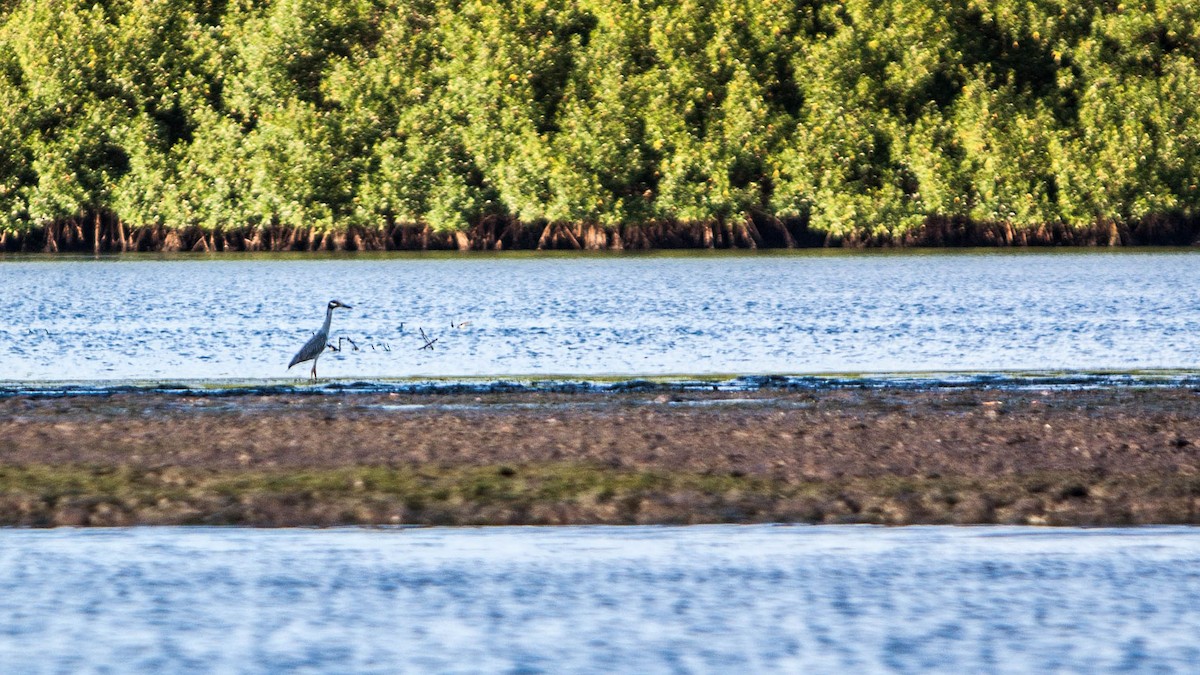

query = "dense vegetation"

[1,0,1198,249]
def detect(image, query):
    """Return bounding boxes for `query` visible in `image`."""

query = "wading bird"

[288,300,351,380]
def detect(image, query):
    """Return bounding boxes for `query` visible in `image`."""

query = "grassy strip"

[2,463,1199,527]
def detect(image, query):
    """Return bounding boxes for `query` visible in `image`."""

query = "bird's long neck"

[322,306,334,333]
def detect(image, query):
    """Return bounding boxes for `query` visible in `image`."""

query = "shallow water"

[0,525,1198,673]
[2,250,1199,381]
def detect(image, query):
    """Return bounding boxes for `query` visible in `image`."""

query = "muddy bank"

[2,386,1199,526]
[4,212,1200,253]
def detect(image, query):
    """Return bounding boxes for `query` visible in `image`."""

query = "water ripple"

[0,525,1199,673]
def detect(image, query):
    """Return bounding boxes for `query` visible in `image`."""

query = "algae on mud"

[2,385,1200,527]
[3,464,1199,528]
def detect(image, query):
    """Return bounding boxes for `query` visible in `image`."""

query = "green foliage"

[0,35,31,231]
[0,0,1198,239]
[3,1,123,223]
[344,0,498,230]
[443,0,595,222]
[543,1,655,225]
[1061,1,1200,222]
[643,0,802,223]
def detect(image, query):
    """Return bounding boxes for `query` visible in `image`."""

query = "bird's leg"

[310,362,317,381]
[418,327,438,350]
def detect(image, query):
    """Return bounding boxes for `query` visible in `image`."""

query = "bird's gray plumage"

[289,300,351,379]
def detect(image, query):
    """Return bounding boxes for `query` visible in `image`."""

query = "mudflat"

[2,386,1199,527]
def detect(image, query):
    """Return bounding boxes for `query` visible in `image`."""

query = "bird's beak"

[341,303,352,309]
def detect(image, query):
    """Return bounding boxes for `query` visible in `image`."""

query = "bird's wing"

[289,331,327,368]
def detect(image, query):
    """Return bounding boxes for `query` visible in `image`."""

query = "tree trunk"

[163,229,182,252]
[44,223,58,252]
[771,216,796,248]
[560,224,582,250]
[743,215,764,248]
[536,222,553,250]
[609,226,623,251]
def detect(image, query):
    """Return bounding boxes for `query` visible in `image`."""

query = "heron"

[288,300,352,380]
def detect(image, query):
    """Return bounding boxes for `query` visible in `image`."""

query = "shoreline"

[2,385,1198,527]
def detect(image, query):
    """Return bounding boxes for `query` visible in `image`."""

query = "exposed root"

[4,212,1199,253]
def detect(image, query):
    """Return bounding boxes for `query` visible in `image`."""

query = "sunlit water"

[2,250,1199,381]
[0,525,1198,673]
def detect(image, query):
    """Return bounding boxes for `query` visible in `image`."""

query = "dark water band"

[3,371,1200,399]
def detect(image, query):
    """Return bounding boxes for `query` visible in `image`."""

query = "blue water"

[5,252,1200,674]
[2,250,1198,381]
[1,525,1198,673]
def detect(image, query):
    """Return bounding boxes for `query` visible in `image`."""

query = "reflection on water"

[0,525,1198,673]
[1,250,1199,380]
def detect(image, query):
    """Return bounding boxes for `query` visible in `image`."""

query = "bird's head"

[328,300,352,310]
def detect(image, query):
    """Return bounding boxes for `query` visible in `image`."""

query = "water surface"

[1,250,1198,381]
[1,525,1197,673]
